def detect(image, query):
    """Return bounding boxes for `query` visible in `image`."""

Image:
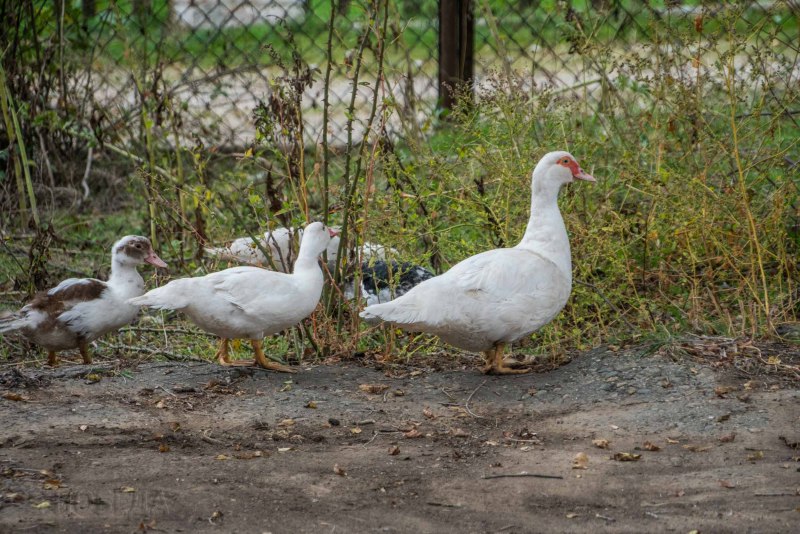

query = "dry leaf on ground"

[43,479,62,490]
[359,384,390,394]
[592,439,610,449]
[715,386,735,397]
[572,452,589,469]
[333,464,347,476]
[234,451,263,460]
[683,444,712,452]
[611,452,641,461]
[643,441,661,451]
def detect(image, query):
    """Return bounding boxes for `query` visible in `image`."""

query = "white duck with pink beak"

[360,151,595,374]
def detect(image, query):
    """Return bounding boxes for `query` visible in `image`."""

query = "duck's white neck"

[516,175,572,281]
[108,256,146,293]
[292,245,325,287]
[293,254,322,273]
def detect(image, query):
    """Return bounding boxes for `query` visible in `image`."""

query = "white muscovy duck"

[359,151,595,375]
[204,226,306,272]
[0,236,167,366]
[205,226,396,272]
[130,222,336,372]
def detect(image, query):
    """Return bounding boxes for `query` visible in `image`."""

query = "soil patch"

[1,345,798,533]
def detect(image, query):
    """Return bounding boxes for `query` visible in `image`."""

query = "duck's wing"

[46,278,108,300]
[0,279,105,334]
[361,249,566,328]
[447,249,560,298]
[39,278,111,335]
[208,266,298,315]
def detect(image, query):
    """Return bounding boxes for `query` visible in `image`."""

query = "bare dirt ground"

[1,343,798,533]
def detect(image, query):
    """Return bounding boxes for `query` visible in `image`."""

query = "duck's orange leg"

[216,338,257,366]
[79,340,92,364]
[47,351,59,367]
[251,339,296,373]
[481,346,495,374]
[484,343,530,375]
[215,338,232,365]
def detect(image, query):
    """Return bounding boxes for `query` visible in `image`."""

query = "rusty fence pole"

[438,0,474,111]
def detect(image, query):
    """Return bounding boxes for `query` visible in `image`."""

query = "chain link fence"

[2,1,797,147]
[8,0,438,147]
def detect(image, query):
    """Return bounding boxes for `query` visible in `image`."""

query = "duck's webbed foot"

[252,339,296,373]
[482,343,531,375]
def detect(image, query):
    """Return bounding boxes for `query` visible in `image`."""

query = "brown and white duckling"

[0,235,167,366]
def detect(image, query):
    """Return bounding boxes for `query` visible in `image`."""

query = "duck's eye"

[135,244,143,249]
[562,158,570,164]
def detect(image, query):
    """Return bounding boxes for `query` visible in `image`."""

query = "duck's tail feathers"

[358,305,385,325]
[128,282,191,310]
[0,311,26,334]
[359,302,418,326]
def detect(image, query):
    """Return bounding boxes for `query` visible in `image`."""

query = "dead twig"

[98,342,207,363]
[201,430,224,445]
[119,326,216,337]
[362,430,380,447]
[80,146,92,201]
[156,385,177,398]
[481,472,563,480]
[426,501,462,508]
[464,379,488,419]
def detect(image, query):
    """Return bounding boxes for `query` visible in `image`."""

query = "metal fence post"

[438,0,473,111]
[82,0,96,20]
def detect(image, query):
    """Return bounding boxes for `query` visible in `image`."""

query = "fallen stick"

[481,473,563,480]
[465,379,488,419]
[426,501,462,508]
